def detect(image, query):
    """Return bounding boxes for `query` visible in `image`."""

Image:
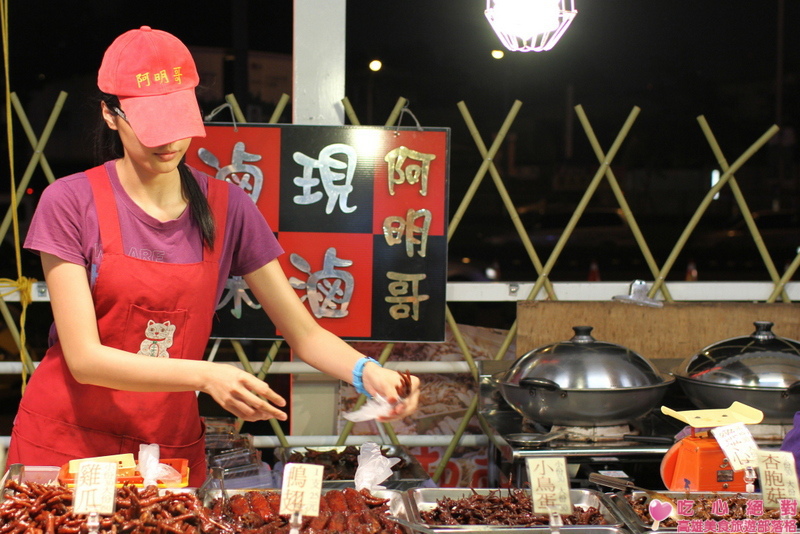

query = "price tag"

[711,422,759,471]
[73,461,117,515]
[279,463,324,517]
[757,449,800,509]
[525,457,572,515]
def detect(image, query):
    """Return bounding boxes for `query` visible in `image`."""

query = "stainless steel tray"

[405,488,625,531]
[274,445,431,490]
[200,488,412,532]
[427,529,631,534]
[609,491,797,533]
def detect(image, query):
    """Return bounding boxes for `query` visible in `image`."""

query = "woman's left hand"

[361,363,421,421]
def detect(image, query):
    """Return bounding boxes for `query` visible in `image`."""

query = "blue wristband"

[352,357,381,397]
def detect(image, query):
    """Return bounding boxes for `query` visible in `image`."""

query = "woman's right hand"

[203,363,288,421]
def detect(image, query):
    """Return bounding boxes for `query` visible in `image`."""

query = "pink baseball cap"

[98,26,206,147]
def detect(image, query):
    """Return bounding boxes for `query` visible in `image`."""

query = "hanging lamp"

[485,0,577,52]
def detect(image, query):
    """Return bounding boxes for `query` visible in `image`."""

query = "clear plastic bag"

[342,394,396,422]
[137,444,182,487]
[354,441,401,491]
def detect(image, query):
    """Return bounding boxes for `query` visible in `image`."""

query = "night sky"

[2,1,798,182]
[0,1,798,305]
[7,2,796,121]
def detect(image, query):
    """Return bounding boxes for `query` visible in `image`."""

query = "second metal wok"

[673,321,800,424]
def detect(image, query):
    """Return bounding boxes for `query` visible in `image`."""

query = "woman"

[8,26,420,486]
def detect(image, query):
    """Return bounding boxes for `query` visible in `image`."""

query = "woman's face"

[102,102,192,176]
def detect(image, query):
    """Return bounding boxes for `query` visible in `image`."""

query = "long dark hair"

[94,93,215,249]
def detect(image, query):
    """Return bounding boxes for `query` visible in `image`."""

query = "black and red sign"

[186,124,450,342]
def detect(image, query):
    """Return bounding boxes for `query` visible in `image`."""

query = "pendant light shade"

[485,0,577,52]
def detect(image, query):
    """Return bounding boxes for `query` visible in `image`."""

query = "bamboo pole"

[697,116,789,302]
[339,95,507,471]
[224,94,247,123]
[437,105,639,484]
[385,97,408,127]
[434,304,516,482]
[524,106,640,303]
[341,97,361,125]
[768,252,800,303]
[574,105,673,302]
[10,93,56,184]
[449,101,520,239]
[445,306,479,380]
[649,124,780,297]
[230,338,290,446]
[269,94,291,124]
[0,91,67,244]
[341,95,409,128]
[0,298,34,375]
[432,394,479,482]
[433,99,534,479]
[255,340,284,381]
[458,101,557,299]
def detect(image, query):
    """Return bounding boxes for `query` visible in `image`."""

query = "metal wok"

[674,377,800,424]
[497,326,674,427]
[673,321,800,424]
[497,375,673,427]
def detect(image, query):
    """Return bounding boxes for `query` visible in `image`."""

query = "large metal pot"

[674,321,800,424]
[497,326,674,426]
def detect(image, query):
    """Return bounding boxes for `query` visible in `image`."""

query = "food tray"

[200,488,412,532]
[2,464,60,486]
[609,491,798,533]
[273,445,431,490]
[430,529,631,534]
[405,488,625,531]
[57,458,189,488]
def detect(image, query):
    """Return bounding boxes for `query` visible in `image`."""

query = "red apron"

[9,164,228,487]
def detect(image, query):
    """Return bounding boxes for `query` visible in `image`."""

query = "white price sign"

[757,449,800,509]
[711,422,759,471]
[526,457,572,515]
[73,461,117,515]
[279,463,325,517]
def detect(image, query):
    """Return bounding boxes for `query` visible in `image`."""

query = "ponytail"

[179,162,215,250]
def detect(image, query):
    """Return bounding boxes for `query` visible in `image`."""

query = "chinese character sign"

[711,422,759,471]
[757,449,800,509]
[279,463,324,517]
[186,124,449,342]
[73,461,118,515]
[525,457,572,515]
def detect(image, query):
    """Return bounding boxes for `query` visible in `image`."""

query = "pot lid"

[677,321,800,388]
[504,326,667,389]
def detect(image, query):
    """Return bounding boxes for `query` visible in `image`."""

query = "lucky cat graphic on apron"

[138,320,177,358]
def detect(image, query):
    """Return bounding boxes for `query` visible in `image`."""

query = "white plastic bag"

[354,441,400,491]
[342,394,396,422]
[137,444,182,487]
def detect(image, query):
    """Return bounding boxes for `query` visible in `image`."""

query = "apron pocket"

[121,305,188,358]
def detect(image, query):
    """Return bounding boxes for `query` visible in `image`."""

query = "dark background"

[3,1,798,279]
[1,0,798,320]
[4,1,797,172]
[1,1,799,438]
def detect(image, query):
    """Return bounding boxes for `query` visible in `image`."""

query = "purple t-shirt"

[24,160,283,307]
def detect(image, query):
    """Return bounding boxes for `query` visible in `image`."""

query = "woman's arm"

[42,252,287,421]
[244,259,420,420]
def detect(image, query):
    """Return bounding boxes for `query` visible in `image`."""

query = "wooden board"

[516,301,800,371]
